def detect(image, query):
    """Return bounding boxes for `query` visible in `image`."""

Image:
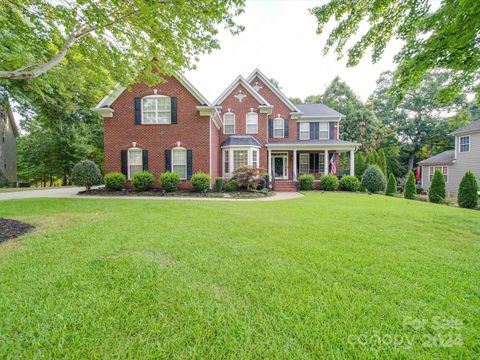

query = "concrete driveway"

[0,187,83,201]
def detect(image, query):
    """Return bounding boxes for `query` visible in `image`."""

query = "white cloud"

[185,0,403,103]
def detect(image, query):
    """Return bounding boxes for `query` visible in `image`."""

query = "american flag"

[330,153,337,175]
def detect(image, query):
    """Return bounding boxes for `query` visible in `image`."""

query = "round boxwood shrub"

[361,165,386,193]
[385,173,397,196]
[340,175,360,192]
[457,171,478,209]
[320,174,339,191]
[104,172,126,191]
[428,169,446,203]
[299,174,314,190]
[159,171,180,192]
[71,159,102,191]
[404,171,416,199]
[223,181,238,192]
[191,172,211,192]
[132,171,155,191]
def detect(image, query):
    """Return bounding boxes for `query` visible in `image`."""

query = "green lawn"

[0,193,479,358]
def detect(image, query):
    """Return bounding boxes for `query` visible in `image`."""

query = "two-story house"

[94,69,359,191]
[0,97,18,187]
[419,120,480,194]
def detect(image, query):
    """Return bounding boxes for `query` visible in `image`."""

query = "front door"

[273,155,288,179]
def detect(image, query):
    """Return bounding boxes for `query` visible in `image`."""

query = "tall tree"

[310,0,480,102]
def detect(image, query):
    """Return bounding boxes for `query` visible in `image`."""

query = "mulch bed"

[0,218,34,244]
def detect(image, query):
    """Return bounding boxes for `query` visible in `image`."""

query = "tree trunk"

[62,171,68,186]
[407,153,415,174]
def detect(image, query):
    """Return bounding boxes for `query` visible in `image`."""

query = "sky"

[185,0,404,104]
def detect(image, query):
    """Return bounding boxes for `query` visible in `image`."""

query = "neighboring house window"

[459,136,470,152]
[252,149,258,168]
[128,148,143,179]
[172,147,187,179]
[273,118,284,138]
[299,123,310,140]
[429,166,448,183]
[246,112,258,134]
[319,122,329,139]
[223,112,235,134]
[299,153,309,174]
[233,150,248,170]
[224,150,230,174]
[142,95,171,124]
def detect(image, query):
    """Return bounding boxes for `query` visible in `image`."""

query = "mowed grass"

[0,193,479,358]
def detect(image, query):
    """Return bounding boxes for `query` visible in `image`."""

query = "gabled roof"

[246,68,301,113]
[94,72,211,113]
[214,75,270,107]
[296,103,344,118]
[221,135,262,147]
[451,119,480,135]
[418,150,455,165]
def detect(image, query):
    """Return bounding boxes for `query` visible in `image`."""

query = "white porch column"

[324,149,329,175]
[350,149,355,176]
[268,149,272,179]
[293,149,297,180]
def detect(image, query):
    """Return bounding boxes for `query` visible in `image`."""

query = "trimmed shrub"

[458,171,478,209]
[361,165,386,193]
[132,171,155,191]
[385,173,397,196]
[214,177,223,192]
[428,169,446,203]
[299,174,314,190]
[191,172,211,192]
[223,181,238,192]
[160,171,180,192]
[404,171,417,200]
[321,174,339,191]
[71,160,102,191]
[104,172,126,191]
[340,175,360,192]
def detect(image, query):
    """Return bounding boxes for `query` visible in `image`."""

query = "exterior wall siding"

[0,110,16,184]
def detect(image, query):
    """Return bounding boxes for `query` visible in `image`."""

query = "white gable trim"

[214,75,271,107]
[246,68,301,113]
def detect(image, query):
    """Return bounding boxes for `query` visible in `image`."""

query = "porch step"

[273,180,297,192]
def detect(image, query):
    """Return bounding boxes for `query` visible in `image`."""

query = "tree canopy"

[310,0,480,102]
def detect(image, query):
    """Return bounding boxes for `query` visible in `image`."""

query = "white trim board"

[214,75,271,107]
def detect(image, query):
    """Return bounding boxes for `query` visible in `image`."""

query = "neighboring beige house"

[419,120,480,194]
[0,98,18,186]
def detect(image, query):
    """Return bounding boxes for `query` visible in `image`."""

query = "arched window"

[142,95,171,124]
[246,112,258,134]
[128,147,143,179]
[172,147,187,180]
[223,112,235,134]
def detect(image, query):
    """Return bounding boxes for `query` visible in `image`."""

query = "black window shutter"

[309,153,315,173]
[268,119,273,138]
[284,119,289,138]
[309,123,314,140]
[297,122,300,140]
[165,150,171,172]
[187,150,193,179]
[314,153,319,173]
[121,150,128,177]
[142,150,149,171]
[134,97,141,125]
[171,97,177,124]
[315,122,320,140]
[329,122,335,140]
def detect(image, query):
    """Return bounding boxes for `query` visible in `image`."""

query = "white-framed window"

[252,149,258,168]
[142,95,171,124]
[299,153,310,174]
[172,147,187,180]
[299,123,310,140]
[319,122,329,139]
[223,147,260,175]
[429,166,448,183]
[128,147,143,179]
[224,150,230,174]
[273,118,284,138]
[459,136,470,152]
[233,149,248,170]
[246,112,258,134]
[223,112,235,134]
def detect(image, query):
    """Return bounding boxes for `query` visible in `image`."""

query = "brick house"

[94,69,359,191]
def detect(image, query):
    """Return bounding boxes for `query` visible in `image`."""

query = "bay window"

[222,147,261,176]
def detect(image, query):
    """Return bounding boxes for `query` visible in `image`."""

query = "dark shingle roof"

[221,135,262,147]
[296,103,344,118]
[452,120,480,135]
[418,150,455,165]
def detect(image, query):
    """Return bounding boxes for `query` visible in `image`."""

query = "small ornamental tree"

[428,169,446,203]
[361,165,386,193]
[458,171,479,209]
[377,149,387,176]
[231,166,265,190]
[355,152,366,179]
[71,160,102,191]
[404,171,417,200]
[385,173,397,196]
